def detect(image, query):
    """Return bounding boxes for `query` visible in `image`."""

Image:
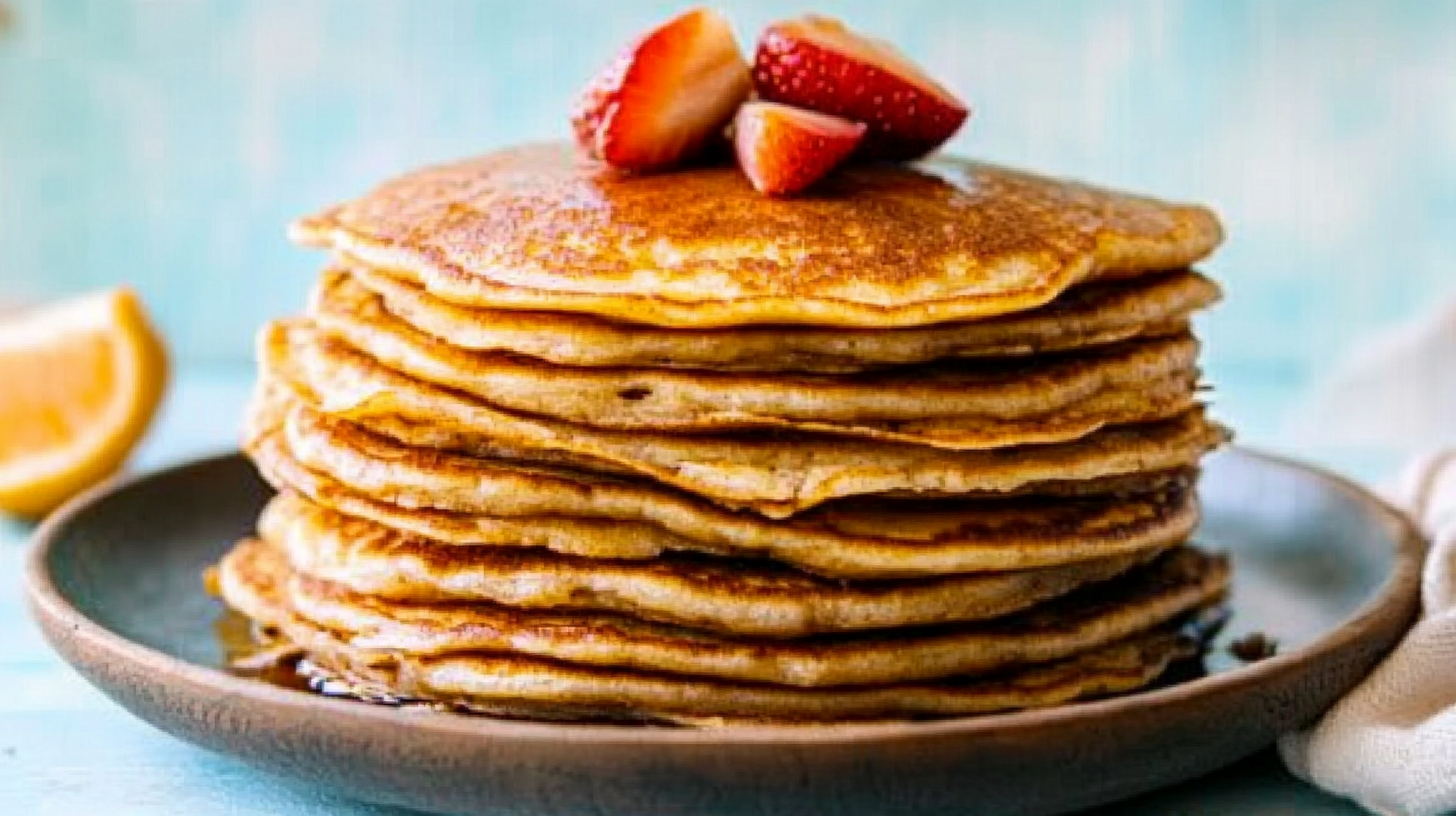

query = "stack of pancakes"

[218,144,1232,724]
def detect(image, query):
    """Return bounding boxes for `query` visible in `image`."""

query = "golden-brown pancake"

[309,269,1201,445]
[352,266,1221,373]
[219,536,1225,688]
[259,492,1173,636]
[250,425,1200,580]
[298,627,1200,723]
[253,428,1205,579]
[290,144,1222,328]
[260,321,1227,516]
[218,538,1216,721]
[244,375,1199,502]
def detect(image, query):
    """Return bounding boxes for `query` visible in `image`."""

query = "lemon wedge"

[0,288,168,519]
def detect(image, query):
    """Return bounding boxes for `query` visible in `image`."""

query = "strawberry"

[733,101,866,196]
[572,8,752,172]
[753,15,969,160]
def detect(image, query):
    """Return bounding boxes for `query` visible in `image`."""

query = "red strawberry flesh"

[734,101,866,196]
[753,14,969,160]
[572,8,751,172]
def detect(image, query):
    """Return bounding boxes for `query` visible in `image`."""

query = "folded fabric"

[1280,451,1456,816]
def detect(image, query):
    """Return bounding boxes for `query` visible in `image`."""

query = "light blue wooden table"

[0,367,1375,815]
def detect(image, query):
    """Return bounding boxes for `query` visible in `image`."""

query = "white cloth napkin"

[1277,303,1456,816]
[1289,303,1456,452]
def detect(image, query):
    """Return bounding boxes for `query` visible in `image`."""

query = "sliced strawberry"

[572,8,752,172]
[733,101,866,196]
[753,15,969,160]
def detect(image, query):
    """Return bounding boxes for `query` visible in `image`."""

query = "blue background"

[2,0,1454,454]
[0,5,1445,812]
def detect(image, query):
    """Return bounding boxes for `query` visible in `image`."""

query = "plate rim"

[24,446,1427,747]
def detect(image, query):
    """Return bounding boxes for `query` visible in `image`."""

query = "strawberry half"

[753,15,969,160]
[733,101,866,196]
[572,8,752,172]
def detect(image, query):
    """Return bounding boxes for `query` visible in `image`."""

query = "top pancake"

[291,143,1222,328]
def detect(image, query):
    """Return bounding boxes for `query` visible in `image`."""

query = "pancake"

[245,374,1199,507]
[290,143,1223,328]
[219,535,1225,688]
[219,539,1212,721]
[309,269,1201,445]
[246,406,1203,579]
[259,493,1173,636]
[299,627,1199,723]
[296,625,1198,723]
[260,321,1227,516]
[353,266,1221,373]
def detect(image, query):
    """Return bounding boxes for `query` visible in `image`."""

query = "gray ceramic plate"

[26,449,1424,816]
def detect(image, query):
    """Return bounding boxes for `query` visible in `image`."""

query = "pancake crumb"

[1229,632,1278,662]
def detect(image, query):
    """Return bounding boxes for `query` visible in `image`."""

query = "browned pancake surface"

[292,144,1222,328]
[310,269,1201,446]
[258,321,1228,516]
[244,398,1204,579]
[260,492,1176,636]
[354,266,1221,372]
[218,536,1226,690]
